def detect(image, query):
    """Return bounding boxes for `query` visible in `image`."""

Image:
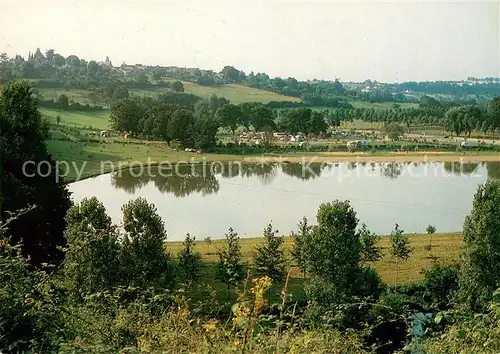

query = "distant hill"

[38,82,300,106]
[180,82,300,104]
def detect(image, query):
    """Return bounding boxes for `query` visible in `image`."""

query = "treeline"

[110,93,332,148]
[110,93,220,149]
[0,49,186,106]
[326,97,500,137]
[395,80,500,96]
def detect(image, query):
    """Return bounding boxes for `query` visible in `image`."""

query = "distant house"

[347,140,370,149]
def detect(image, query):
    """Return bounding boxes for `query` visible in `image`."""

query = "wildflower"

[202,318,218,332]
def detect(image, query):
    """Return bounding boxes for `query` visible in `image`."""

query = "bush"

[423,264,459,310]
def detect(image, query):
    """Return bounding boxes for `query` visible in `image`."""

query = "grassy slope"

[40,82,300,105]
[168,232,462,286]
[181,82,301,104]
[40,108,110,130]
[46,139,249,181]
[37,87,94,104]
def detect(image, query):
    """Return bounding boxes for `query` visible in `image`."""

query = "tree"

[253,223,286,282]
[216,227,243,296]
[359,223,382,264]
[112,86,129,101]
[261,125,276,148]
[389,223,412,286]
[166,106,195,146]
[57,94,69,110]
[0,81,71,267]
[302,200,364,304]
[121,198,174,287]
[426,224,436,250]
[307,111,327,135]
[171,80,184,92]
[188,114,219,149]
[217,103,242,134]
[53,53,66,66]
[383,123,405,141]
[177,233,202,283]
[419,95,441,108]
[426,225,436,235]
[488,97,500,137]
[110,97,145,136]
[63,197,120,295]
[278,108,312,134]
[248,104,276,131]
[291,217,312,275]
[445,106,482,137]
[458,180,500,310]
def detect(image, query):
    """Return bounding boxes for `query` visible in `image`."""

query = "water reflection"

[443,162,480,176]
[240,163,277,185]
[281,162,325,180]
[110,161,500,197]
[381,162,403,180]
[442,162,500,179]
[112,164,220,197]
[484,161,500,179]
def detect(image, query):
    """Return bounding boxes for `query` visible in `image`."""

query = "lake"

[68,161,500,241]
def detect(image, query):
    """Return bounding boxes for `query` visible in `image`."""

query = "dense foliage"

[0,81,71,266]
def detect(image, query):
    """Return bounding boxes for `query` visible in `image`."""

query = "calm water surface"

[68,161,500,241]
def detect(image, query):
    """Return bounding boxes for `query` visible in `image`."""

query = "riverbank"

[244,151,500,164]
[47,139,499,182]
[167,232,462,284]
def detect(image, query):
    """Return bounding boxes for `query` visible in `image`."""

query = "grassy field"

[181,82,301,104]
[129,87,172,98]
[37,87,99,105]
[41,108,111,130]
[46,139,251,181]
[349,101,419,110]
[168,232,462,287]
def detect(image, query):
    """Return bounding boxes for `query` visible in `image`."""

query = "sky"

[0,0,498,83]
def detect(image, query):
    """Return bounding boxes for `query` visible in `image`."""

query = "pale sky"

[0,0,499,82]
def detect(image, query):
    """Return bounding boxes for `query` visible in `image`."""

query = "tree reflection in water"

[110,161,500,197]
[111,164,220,197]
[280,162,325,180]
[381,162,403,180]
[443,162,480,176]
[485,161,500,180]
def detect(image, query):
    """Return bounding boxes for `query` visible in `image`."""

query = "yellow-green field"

[181,82,301,104]
[168,232,462,285]
[41,108,110,130]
